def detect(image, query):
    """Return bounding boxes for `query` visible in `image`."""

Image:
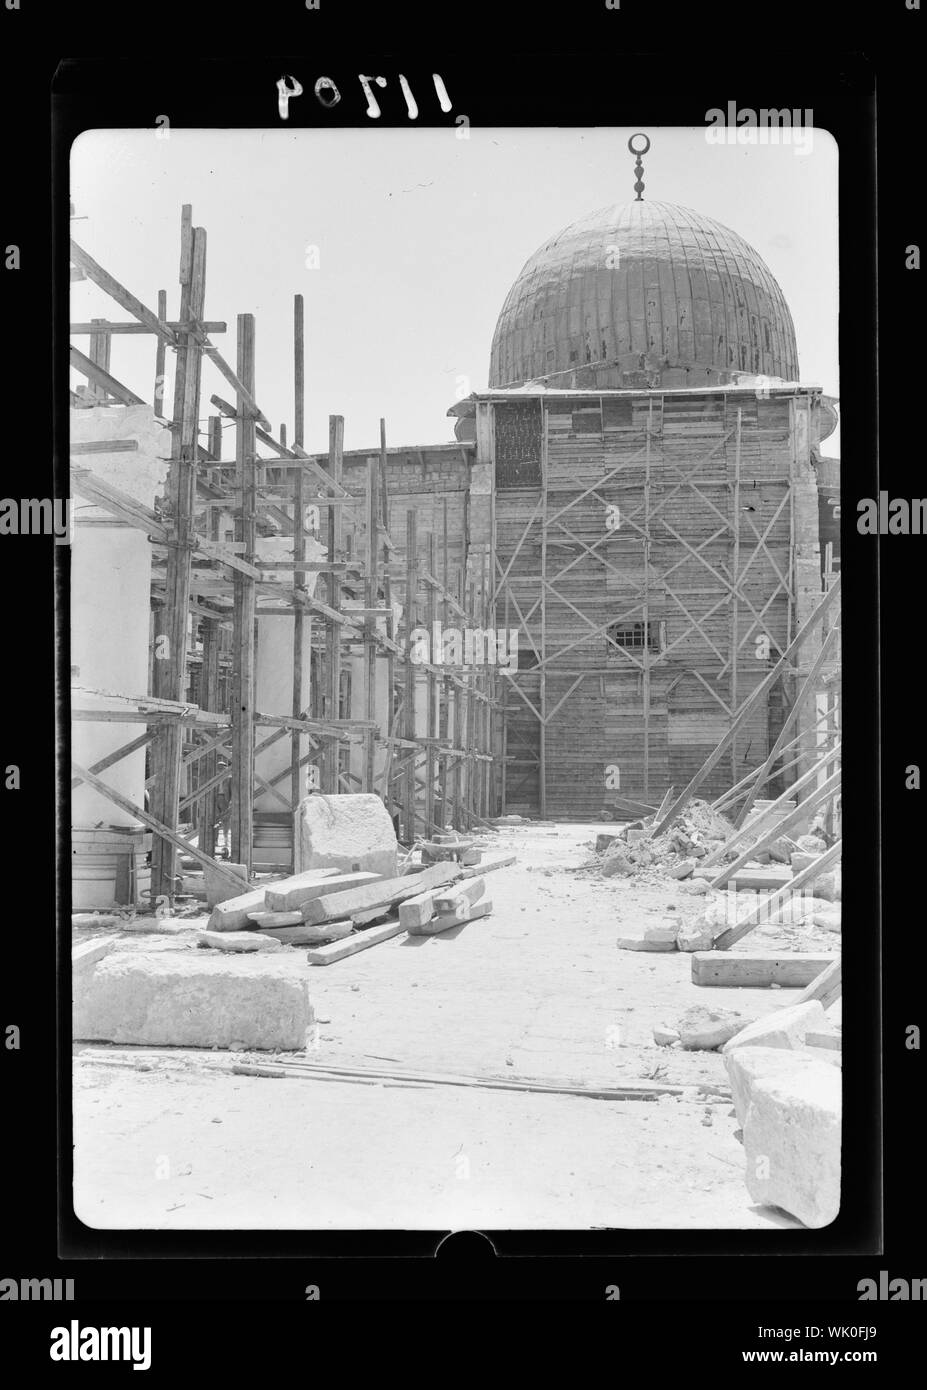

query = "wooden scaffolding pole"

[230,313,257,871]
[403,510,418,840]
[425,532,437,835]
[735,620,841,829]
[291,294,306,814]
[198,413,224,860]
[651,576,842,838]
[150,211,206,902]
[364,458,379,793]
[323,415,344,791]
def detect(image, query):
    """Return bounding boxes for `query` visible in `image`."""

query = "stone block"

[676,1004,751,1050]
[295,793,398,879]
[676,917,716,952]
[616,931,676,952]
[264,870,379,913]
[206,887,275,933]
[73,952,314,1050]
[724,1045,841,1228]
[667,858,696,879]
[196,930,284,953]
[204,860,248,909]
[722,999,827,1052]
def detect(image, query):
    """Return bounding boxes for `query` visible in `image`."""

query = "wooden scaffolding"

[69,205,499,907]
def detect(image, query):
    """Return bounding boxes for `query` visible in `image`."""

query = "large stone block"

[295,793,397,879]
[722,1000,827,1052]
[724,1045,841,1228]
[73,952,314,1050]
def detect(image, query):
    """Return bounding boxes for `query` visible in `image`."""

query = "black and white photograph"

[66,115,846,1233]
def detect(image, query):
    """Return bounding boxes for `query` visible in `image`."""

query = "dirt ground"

[72,822,839,1231]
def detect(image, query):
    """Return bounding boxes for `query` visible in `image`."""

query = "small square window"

[607,620,661,654]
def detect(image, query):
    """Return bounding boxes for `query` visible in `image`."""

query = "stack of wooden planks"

[201,853,515,964]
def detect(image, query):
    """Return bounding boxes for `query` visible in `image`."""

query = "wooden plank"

[69,731,154,789]
[702,755,841,874]
[651,576,842,836]
[793,957,842,1009]
[69,346,145,405]
[303,862,460,925]
[72,936,119,976]
[71,761,250,899]
[305,918,406,965]
[431,878,485,916]
[70,439,139,455]
[735,621,841,828]
[71,320,226,335]
[691,951,838,989]
[150,220,207,901]
[265,870,380,913]
[364,458,378,793]
[69,239,178,345]
[713,840,842,950]
[397,888,441,930]
[292,293,306,813]
[202,341,271,430]
[643,786,675,839]
[409,900,492,936]
[230,313,257,872]
[250,919,353,945]
[727,867,795,892]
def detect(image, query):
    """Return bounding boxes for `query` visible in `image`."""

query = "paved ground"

[73,822,838,1231]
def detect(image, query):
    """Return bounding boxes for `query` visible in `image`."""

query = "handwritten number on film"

[277,74,453,122]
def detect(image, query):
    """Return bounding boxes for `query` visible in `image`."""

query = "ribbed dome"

[489,200,798,390]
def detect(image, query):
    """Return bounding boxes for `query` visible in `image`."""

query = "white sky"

[70,126,839,458]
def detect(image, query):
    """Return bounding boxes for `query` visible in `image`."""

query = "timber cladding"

[493,388,813,819]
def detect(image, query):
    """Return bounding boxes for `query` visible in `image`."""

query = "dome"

[489,200,799,390]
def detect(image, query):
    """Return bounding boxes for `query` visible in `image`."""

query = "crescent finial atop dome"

[628,133,650,202]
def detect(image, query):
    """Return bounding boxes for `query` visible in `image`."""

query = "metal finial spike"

[628,133,650,202]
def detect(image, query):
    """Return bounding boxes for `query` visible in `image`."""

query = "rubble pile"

[594,799,734,882]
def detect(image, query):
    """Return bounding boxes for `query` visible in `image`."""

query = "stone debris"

[593,799,734,882]
[675,917,716,953]
[813,908,841,933]
[676,1004,752,1051]
[653,1025,680,1046]
[602,852,634,878]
